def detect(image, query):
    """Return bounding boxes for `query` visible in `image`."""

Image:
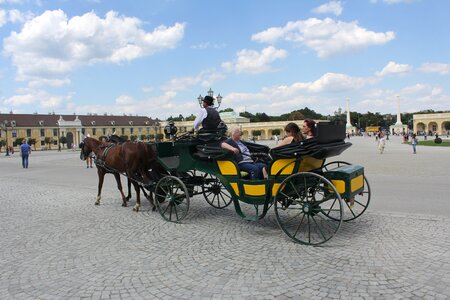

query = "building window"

[138,127,142,134]
[103,128,106,135]
[92,128,96,135]
[41,141,45,146]
[147,127,150,133]
[53,129,57,136]
[432,124,437,132]
[130,127,134,134]
[40,129,45,137]
[82,128,85,135]
[12,129,17,138]
[27,129,32,137]
[121,128,125,135]
[112,128,116,134]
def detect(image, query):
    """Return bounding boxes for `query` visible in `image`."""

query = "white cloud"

[190,42,226,49]
[3,89,70,110]
[383,0,415,4]
[419,63,450,75]
[312,1,343,16]
[370,0,416,3]
[221,46,287,74]
[162,69,226,92]
[3,10,185,86]
[0,0,24,4]
[0,10,6,27]
[376,61,412,77]
[252,18,395,58]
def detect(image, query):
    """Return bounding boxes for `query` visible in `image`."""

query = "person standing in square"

[20,139,31,168]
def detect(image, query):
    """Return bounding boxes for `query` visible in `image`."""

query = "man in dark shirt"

[20,139,31,168]
[193,95,222,131]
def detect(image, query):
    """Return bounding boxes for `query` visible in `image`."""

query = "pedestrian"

[411,134,418,154]
[378,133,386,154]
[20,139,31,168]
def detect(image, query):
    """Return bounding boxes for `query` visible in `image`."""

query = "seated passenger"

[221,127,268,180]
[302,119,316,139]
[272,122,304,149]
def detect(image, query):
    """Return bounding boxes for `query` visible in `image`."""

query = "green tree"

[120,135,129,141]
[130,135,138,141]
[185,114,196,121]
[272,129,281,136]
[156,133,164,141]
[288,111,304,120]
[59,136,67,149]
[44,137,52,149]
[29,138,37,150]
[252,130,262,137]
[0,140,5,152]
[147,134,155,140]
[15,137,25,147]
[219,107,234,113]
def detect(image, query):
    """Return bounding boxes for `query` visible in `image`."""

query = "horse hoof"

[122,203,127,207]
[133,206,140,212]
[95,202,100,206]
[152,206,156,211]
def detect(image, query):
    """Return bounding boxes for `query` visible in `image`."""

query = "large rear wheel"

[274,172,343,245]
[155,176,190,222]
[201,173,232,209]
[322,161,371,221]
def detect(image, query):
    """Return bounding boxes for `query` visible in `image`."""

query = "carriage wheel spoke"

[311,215,327,241]
[292,213,305,238]
[307,215,311,244]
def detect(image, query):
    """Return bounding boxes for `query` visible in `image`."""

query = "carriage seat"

[196,122,228,143]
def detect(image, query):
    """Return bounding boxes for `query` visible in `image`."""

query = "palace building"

[413,112,450,135]
[0,113,159,151]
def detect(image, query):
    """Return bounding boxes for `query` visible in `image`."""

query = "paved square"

[1,136,449,299]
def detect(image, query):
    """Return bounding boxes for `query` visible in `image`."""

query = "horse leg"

[140,187,155,211]
[113,173,128,207]
[132,182,141,212]
[126,178,132,201]
[96,169,105,205]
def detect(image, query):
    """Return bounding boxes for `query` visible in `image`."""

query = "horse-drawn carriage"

[150,122,370,245]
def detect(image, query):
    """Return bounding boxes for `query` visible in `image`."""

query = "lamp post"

[56,123,61,152]
[1,121,8,156]
[154,121,160,142]
[197,88,223,109]
[1,120,15,156]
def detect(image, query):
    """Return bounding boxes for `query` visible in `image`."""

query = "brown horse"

[80,137,161,211]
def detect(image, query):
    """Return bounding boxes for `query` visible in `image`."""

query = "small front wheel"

[274,172,343,245]
[155,176,190,222]
[202,173,232,209]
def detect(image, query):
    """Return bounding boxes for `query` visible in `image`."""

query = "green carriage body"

[152,123,371,244]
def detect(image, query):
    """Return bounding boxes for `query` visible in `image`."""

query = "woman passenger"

[272,122,304,148]
[302,119,316,139]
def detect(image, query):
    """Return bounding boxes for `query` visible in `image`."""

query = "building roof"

[0,113,158,127]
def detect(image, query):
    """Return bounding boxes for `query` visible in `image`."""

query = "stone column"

[395,95,402,125]
[346,98,352,132]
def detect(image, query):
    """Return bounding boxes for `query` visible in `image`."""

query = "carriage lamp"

[197,89,223,109]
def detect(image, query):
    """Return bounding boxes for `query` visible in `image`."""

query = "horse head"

[80,137,100,161]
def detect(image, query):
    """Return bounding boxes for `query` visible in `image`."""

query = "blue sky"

[0,0,449,119]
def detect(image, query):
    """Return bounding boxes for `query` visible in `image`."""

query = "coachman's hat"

[203,95,214,106]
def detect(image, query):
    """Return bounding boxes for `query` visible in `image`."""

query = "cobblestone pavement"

[1,138,450,299]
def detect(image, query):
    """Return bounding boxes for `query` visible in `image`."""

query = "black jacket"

[202,107,222,130]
